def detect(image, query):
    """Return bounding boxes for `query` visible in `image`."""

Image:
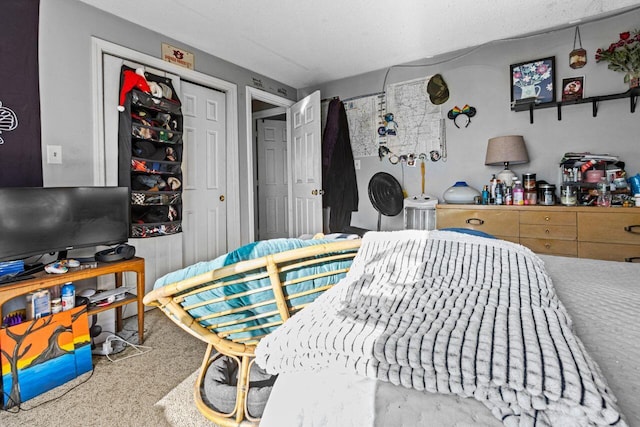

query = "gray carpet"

[0,308,207,427]
[155,369,212,427]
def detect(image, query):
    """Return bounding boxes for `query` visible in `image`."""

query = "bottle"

[505,186,513,205]
[61,282,75,311]
[481,185,490,205]
[495,183,504,205]
[513,180,524,205]
[51,298,63,314]
[596,177,611,207]
[489,174,498,199]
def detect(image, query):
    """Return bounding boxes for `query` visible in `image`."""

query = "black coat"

[322,99,358,232]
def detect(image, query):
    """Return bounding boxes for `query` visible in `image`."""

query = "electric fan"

[368,172,404,231]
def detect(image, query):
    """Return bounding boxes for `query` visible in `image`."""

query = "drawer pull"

[545,229,550,234]
[465,218,485,225]
[545,216,550,221]
[624,225,640,234]
[624,257,640,263]
[544,243,551,249]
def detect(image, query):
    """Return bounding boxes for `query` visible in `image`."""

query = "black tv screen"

[0,187,129,262]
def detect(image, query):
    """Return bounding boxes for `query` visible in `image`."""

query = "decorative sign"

[161,43,194,70]
[252,77,264,88]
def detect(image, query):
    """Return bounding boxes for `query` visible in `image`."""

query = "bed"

[255,230,640,427]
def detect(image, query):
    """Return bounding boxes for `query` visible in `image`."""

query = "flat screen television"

[0,187,129,263]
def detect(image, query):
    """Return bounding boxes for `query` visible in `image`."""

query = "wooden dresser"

[436,204,640,262]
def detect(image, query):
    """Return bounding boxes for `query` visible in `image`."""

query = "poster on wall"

[0,0,43,187]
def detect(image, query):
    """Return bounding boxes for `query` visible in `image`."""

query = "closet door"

[180,81,228,266]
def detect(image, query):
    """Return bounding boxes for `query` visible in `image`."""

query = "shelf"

[87,292,137,316]
[512,88,639,123]
[0,257,146,342]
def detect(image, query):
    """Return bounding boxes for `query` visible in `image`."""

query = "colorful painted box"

[0,305,92,408]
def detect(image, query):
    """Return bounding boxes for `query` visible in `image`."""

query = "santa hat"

[118,68,151,112]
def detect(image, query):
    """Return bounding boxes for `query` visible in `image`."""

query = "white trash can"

[403,195,438,230]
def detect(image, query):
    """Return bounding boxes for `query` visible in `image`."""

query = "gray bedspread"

[256,230,636,426]
[539,254,640,426]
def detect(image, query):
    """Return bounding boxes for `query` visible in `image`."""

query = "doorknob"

[219,195,225,202]
[312,189,318,195]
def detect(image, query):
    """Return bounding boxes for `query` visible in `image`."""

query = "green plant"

[595,30,640,83]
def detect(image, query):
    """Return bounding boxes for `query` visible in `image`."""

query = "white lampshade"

[485,135,529,186]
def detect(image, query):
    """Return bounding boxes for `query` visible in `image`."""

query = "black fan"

[368,172,404,231]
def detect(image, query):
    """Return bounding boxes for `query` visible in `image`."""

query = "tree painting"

[0,306,90,408]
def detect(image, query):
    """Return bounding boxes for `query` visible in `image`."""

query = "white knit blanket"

[255,230,626,426]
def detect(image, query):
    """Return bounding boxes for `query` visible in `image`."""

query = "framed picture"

[510,57,556,106]
[561,76,584,102]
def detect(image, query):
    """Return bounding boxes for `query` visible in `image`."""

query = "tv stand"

[0,257,145,342]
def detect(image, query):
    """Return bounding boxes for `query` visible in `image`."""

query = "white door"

[180,81,227,265]
[257,119,288,240]
[289,91,323,237]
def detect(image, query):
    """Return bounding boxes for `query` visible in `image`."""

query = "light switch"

[47,145,62,164]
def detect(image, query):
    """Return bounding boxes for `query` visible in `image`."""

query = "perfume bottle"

[481,185,490,205]
[513,180,524,205]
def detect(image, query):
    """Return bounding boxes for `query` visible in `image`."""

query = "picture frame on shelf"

[510,57,556,108]
[561,76,585,102]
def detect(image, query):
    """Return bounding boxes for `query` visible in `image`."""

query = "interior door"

[180,80,227,265]
[257,118,288,240]
[289,91,322,237]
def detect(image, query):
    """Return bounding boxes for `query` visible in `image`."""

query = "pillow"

[440,227,496,239]
[153,238,356,340]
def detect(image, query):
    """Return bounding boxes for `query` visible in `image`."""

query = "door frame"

[90,37,240,249]
[245,87,294,242]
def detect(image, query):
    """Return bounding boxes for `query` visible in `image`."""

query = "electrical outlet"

[92,335,114,355]
[354,159,361,170]
[47,145,62,164]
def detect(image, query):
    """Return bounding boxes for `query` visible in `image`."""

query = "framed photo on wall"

[561,76,584,101]
[510,57,556,106]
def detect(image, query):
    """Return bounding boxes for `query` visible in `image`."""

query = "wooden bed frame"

[143,239,361,426]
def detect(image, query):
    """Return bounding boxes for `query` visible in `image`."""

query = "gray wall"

[38,0,297,243]
[302,10,640,231]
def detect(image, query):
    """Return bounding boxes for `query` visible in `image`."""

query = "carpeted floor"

[155,369,211,427]
[0,308,207,427]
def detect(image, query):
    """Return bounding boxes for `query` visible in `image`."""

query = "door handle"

[219,195,225,202]
[312,189,318,195]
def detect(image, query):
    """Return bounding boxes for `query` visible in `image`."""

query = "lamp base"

[497,169,517,187]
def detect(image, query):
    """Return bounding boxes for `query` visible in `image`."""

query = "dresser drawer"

[578,212,640,244]
[520,224,576,240]
[436,209,519,237]
[578,242,640,262]
[520,238,577,256]
[519,210,576,226]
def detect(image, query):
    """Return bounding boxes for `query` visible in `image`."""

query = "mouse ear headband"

[447,104,476,128]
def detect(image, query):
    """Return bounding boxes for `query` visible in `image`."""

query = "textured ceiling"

[78,0,640,88]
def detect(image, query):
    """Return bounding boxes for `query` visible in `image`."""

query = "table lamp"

[485,135,529,187]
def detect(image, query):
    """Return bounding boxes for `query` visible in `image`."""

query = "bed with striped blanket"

[255,230,634,426]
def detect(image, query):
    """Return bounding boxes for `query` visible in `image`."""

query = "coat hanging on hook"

[570,26,587,69]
